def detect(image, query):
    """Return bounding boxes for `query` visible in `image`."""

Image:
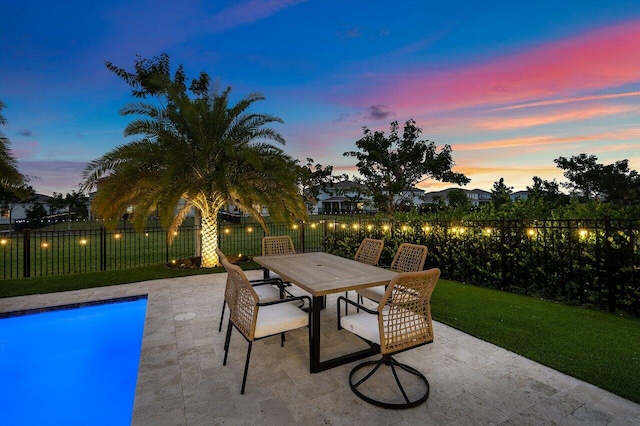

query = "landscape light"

[246,227,253,233]
[41,242,49,249]
[578,229,589,238]
[527,229,536,237]
[79,239,88,246]
[0,239,7,245]
[114,233,121,239]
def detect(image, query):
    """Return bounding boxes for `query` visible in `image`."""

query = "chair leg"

[349,355,430,409]
[241,341,253,394]
[218,300,226,332]
[223,320,233,365]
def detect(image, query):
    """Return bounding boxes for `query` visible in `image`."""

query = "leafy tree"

[491,177,513,208]
[25,202,47,222]
[82,54,307,267]
[527,176,569,206]
[0,184,36,230]
[50,191,89,219]
[554,153,639,204]
[298,158,336,213]
[0,100,29,196]
[447,189,471,211]
[344,120,469,214]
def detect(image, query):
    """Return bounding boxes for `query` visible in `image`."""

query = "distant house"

[0,194,54,230]
[309,180,428,214]
[422,188,492,207]
[511,190,529,201]
[312,180,375,214]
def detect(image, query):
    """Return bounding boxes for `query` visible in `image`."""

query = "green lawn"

[1,265,638,403]
[432,279,640,403]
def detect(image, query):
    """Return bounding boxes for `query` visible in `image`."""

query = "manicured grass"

[432,279,640,403]
[1,266,638,403]
[0,262,258,298]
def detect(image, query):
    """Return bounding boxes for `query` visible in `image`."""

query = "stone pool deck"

[1,272,638,425]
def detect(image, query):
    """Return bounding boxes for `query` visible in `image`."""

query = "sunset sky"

[2,0,640,196]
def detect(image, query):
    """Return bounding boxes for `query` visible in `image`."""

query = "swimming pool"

[0,296,147,425]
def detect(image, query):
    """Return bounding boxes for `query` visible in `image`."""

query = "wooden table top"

[253,252,397,297]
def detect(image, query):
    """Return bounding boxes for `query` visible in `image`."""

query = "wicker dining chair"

[222,260,311,394]
[216,248,282,333]
[356,243,427,304]
[261,236,296,281]
[337,268,441,408]
[354,238,384,266]
[344,238,384,312]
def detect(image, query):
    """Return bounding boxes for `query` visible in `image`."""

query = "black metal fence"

[322,216,640,315]
[0,221,328,280]
[2,217,638,315]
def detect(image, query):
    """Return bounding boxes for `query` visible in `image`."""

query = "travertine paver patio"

[1,272,638,425]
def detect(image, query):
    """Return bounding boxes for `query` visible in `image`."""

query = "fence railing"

[1,217,638,315]
[321,216,640,316]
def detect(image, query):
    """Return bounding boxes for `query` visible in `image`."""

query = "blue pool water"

[0,296,147,426]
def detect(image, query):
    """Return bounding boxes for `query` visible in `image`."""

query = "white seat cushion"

[356,285,386,303]
[254,284,280,303]
[254,301,308,339]
[340,311,381,345]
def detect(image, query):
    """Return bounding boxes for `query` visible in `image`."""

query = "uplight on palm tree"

[82,54,307,267]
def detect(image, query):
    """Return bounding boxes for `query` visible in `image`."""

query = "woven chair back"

[378,268,440,355]
[219,256,238,317]
[262,236,296,256]
[224,261,259,341]
[354,238,384,266]
[390,243,428,273]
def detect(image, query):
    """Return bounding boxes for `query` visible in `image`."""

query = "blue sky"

[2,0,640,196]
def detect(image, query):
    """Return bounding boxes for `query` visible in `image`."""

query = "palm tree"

[0,100,28,193]
[82,58,306,267]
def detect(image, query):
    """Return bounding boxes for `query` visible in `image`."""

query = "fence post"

[300,221,306,253]
[165,230,170,265]
[23,229,31,278]
[100,226,107,271]
[500,218,506,290]
[604,215,615,311]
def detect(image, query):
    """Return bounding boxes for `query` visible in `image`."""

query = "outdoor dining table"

[253,252,397,373]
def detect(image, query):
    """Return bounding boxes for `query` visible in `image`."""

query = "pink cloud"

[476,104,637,131]
[346,20,640,113]
[454,128,640,151]
[11,140,39,159]
[491,91,640,111]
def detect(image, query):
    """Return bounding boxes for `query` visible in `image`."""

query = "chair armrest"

[337,296,378,315]
[249,278,283,287]
[258,295,311,308]
[336,296,378,330]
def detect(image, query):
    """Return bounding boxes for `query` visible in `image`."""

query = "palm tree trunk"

[200,212,219,267]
